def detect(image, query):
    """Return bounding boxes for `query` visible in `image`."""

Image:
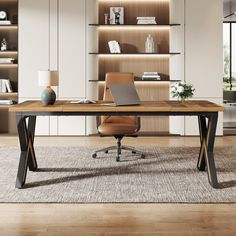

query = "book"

[0,20,12,25]
[0,79,13,93]
[142,72,161,81]
[137,17,156,20]
[0,58,14,64]
[142,75,161,78]
[142,77,161,81]
[144,72,159,75]
[0,100,13,105]
[0,79,7,93]
[4,79,13,92]
[137,20,157,25]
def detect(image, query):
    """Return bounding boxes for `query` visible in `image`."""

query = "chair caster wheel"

[92,153,97,159]
[141,154,145,159]
[105,150,109,154]
[116,156,120,162]
[132,151,136,154]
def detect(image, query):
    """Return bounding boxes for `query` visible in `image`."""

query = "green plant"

[171,81,195,102]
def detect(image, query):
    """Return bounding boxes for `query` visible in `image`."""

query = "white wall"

[185,0,223,135]
[19,0,224,136]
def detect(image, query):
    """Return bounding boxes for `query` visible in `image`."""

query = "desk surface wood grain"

[9,100,224,113]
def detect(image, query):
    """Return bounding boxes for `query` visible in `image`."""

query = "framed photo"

[110,7,124,25]
[108,41,121,54]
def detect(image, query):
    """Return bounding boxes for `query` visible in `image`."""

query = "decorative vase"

[41,87,56,105]
[145,34,155,53]
[179,97,187,102]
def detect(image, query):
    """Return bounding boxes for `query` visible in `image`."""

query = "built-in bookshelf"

[88,0,181,134]
[89,0,180,82]
[0,0,18,134]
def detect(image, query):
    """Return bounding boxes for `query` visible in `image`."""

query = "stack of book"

[142,72,161,81]
[0,58,14,64]
[0,79,13,93]
[137,17,157,25]
[0,100,13,105]
[0,20,11,25]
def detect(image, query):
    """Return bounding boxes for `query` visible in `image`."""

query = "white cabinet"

[57,0,86,135]
[58,116,86,136]
[19,0,87,136]
[19,0,50,98]
[19,0,51,136]
[58,0,86,98]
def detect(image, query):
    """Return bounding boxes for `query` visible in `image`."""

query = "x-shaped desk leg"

[15,114,37,189]
[197,114,218,188]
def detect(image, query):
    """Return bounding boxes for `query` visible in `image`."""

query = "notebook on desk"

[103,83,141,106]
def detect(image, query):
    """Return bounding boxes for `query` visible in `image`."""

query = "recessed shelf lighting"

[98,26,170,31]
[99,0,169,2]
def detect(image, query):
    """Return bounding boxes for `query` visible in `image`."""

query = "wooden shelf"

[89,80,180,83]
[0,105,13,109]
[0,64,18,67]
[0,92,18,98]
[89,53,181,55]
[0,51,18,54]
[89,24,181,27]
[0,25,18,30]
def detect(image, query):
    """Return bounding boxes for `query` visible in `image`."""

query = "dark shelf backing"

[89,80,181,83]
[89,24,181,27]
[89,52,181,55]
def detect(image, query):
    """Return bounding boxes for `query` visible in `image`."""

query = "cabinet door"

[185,0,223,98]
[58,116,86,136]
[58,0,86,98]
[19,0,50,98]
[185,98,223,136]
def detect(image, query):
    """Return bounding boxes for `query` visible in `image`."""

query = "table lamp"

[38,70,59,105]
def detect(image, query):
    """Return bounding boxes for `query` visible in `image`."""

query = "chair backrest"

[100,72,138,125]
[103,72,135,101]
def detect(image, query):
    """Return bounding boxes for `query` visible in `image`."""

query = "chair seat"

[98,123,138,135]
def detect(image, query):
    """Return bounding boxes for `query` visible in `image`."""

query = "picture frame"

[110,7,124,25]
[108,41,121,54]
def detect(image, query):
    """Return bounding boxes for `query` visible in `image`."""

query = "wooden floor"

[0,135,236,236]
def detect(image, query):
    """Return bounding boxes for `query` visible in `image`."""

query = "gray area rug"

[0,146,235,203]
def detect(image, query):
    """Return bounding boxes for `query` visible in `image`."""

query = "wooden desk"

[10,100,224,189]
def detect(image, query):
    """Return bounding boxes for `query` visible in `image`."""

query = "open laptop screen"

[109,83,141,106]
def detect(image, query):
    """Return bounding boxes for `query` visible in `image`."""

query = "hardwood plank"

[9,101,224,113]
[0,204,235,236]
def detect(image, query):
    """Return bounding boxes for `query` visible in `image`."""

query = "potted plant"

[171,81,195,102]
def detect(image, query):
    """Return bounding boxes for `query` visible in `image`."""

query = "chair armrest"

[96,116,101,129]
[137,117,141,132]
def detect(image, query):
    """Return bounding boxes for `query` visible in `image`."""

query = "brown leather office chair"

[92,72,145,162]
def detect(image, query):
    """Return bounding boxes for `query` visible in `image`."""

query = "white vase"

[145,34,155,53]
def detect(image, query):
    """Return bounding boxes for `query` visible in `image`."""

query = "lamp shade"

[38,70,59,87]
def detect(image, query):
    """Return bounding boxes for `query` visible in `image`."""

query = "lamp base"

[41,87,56,105]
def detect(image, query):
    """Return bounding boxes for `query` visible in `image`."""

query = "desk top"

[9,100,224,113]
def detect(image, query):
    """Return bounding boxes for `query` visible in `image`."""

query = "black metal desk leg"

[27,116,37,171]
[15,114,38,188]
[197,116,207,171]
[204,114,218,188]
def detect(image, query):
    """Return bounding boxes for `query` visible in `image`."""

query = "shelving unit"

[88,0,181,134]
[89,53,180,55]
[0,0,18,134]
[89,24,181,27]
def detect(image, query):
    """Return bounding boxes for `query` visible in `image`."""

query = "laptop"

[104,83,141,106]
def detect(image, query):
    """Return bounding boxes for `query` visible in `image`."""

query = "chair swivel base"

[92,145,145,162]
